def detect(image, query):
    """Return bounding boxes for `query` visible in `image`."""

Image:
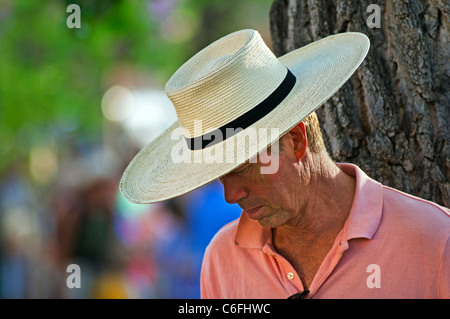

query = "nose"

[220,174,248,204]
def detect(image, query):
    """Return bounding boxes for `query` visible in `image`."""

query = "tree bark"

[270,0,450,207]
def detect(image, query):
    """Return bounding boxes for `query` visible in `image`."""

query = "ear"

[288,122,307,161]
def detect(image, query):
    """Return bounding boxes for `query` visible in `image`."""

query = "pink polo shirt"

[200,163,450,298]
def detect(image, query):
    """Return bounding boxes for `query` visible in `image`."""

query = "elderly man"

[201,111,450,298]
[120,29,450,298]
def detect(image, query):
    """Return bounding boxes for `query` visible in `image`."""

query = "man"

[201,112,450,298]
[120,29,449,298]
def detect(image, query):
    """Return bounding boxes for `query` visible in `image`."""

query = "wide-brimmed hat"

[120,29,369,204]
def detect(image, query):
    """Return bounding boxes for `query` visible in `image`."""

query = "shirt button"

[287,272,295,280]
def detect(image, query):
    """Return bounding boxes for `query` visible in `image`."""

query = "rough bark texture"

[270,0,450,207]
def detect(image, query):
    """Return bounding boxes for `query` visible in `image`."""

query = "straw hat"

[120,29,369,204]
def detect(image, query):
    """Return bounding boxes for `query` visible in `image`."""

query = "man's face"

[219,133,307,228]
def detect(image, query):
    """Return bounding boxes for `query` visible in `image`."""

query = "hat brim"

[120,32,370,204]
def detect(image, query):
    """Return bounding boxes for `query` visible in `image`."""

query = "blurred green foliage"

[0,0,272,175]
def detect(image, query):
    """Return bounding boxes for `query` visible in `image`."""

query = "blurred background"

[0,0,273,298]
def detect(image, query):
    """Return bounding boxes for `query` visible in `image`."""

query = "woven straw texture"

[120,29,369,204]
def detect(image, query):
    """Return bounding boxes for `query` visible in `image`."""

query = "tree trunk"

[270,0,450,207]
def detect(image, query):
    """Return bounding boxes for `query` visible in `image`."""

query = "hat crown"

[197,55,233,79]
[165,29,288,138]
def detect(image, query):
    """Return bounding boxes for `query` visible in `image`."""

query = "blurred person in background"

[153,182,241,298]
[0,167,36,298]
[50,177,127,298]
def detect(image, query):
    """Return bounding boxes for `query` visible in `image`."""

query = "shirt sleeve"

[438,234,450,298]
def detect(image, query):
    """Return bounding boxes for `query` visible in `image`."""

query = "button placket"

[264,245,302,288]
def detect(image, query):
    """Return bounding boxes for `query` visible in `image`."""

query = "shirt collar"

[338,163,383,240]
[234,211,270,248]
[234,163,384,248]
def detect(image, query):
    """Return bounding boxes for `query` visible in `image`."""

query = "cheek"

[256,175,292,206]
[248,157,298,206]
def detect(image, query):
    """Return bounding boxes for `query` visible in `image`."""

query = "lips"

[244,206,263,218]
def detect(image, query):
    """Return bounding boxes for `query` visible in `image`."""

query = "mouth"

[244,206,263,218]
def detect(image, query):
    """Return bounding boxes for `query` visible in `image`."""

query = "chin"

[257,216,283,229]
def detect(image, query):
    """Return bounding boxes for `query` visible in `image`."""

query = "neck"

[273,151,356,247]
